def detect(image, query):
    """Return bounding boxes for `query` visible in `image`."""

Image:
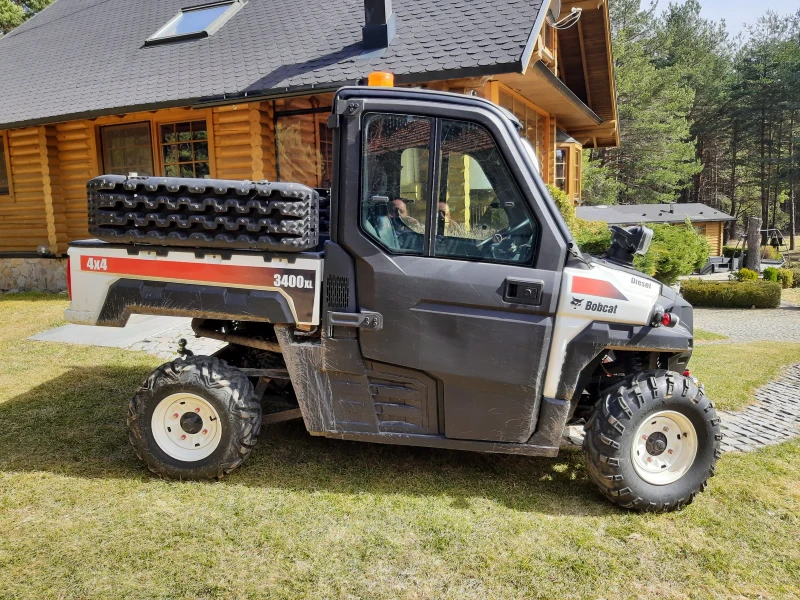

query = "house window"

[555,149,567,191]
[497,87,549,179]
[276,112,333,188]
[159,121,210,178]
[146,0,245,45]
[100,123,154,176]
[0,133,10,196]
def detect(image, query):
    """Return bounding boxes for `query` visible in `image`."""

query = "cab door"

[334,91,567,444]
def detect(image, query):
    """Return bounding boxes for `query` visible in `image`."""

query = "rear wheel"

[128,356,261,480]
[583,370,722,512]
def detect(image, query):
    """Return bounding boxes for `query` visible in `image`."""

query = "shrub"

[731,268,758,282]
[680,280,782,309]
[722,245,743,259]
[547,184,612,257]
[633,222,709,285]
[761,245,783,261]
[778,268,794,289]
[763,266,780,283]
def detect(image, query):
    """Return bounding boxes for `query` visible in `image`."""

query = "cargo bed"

[65,240,323,327]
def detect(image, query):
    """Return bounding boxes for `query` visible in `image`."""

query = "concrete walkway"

[30,315,224,359]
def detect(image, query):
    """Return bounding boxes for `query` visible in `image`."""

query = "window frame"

[157,120,212,178]
[92,109,215,179]
[99,121,156,177]
[358,111,540,267]
[145,0,246,46]
[0,131,13,200]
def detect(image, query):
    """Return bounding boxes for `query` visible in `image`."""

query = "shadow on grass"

[0,366,615,516]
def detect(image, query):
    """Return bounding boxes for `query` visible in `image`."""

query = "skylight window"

[145,0,245,45]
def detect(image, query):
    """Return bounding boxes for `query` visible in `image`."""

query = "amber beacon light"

[368,71,394,87]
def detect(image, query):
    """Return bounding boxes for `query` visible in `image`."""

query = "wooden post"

[745,216,762,273]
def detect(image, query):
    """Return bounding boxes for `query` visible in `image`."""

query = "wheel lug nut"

[668,449,674,455]
[195,407,201,413]
[180,434,187,440]
[173,413,179,419]
[202,429,208,435]
[647,457,652,462]
[663,427,669,432]
[642,435,648,440]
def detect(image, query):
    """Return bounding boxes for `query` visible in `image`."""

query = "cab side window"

[434,119,537,265]
[361,114,431,255]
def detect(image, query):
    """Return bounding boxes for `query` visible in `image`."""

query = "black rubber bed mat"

[87,174,320,251]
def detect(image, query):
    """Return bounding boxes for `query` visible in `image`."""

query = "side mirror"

[605,225,653,266]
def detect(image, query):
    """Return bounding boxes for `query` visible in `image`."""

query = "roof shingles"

[0,0,543,127]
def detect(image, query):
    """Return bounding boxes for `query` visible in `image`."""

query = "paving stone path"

[717,365,800,452]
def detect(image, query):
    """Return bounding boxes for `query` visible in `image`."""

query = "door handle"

[503,278,544,306]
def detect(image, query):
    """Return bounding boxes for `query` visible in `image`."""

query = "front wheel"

[583,370,722,512]
[128,356,261,480]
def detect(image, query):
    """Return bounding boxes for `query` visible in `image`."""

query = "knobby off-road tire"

[583,370,722,512]
[128,356,261,480]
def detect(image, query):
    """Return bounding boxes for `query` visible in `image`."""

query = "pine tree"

[0,0,54,36]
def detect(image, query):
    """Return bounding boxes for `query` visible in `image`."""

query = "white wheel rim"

[151,392,222,462]
[631,410,697,485]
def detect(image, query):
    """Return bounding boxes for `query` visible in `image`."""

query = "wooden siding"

[212,102,276,181]
[698,221,724,256]
[0,128,51,252]
[55,121,97,242]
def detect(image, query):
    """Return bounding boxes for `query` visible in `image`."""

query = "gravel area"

[694,306,800,342]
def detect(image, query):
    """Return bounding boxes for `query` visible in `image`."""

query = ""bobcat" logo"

[571,297,584,308]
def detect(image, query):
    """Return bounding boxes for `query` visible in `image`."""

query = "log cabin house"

[0,0,618,290]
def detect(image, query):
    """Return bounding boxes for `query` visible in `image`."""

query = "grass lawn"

[694,328,728,341]
[690,341,800,412]
[2,293,800,599]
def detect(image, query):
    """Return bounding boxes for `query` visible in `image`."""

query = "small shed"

[576,203,736,256]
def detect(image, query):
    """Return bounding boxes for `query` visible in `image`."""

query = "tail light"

[66,258,72,301]
[651,306,680,328]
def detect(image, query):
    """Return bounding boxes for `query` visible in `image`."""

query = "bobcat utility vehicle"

[65,82,721,512]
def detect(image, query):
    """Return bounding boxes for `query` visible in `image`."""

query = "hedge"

[680,280,782,309]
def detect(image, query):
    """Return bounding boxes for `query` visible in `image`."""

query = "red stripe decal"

[80,255,305,288]
[572,276,628,301]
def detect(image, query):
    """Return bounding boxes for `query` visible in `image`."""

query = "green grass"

[694,328,728,341]
[2,293,800,599]
[690,341,800,412]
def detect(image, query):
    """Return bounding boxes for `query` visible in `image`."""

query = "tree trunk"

[746,216,762,273]
[790,112,796,251]
[760,105,768,246]
[728,121,738,243]
[771,115,783,231]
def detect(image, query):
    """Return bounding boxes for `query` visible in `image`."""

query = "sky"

[659,0,799,37]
